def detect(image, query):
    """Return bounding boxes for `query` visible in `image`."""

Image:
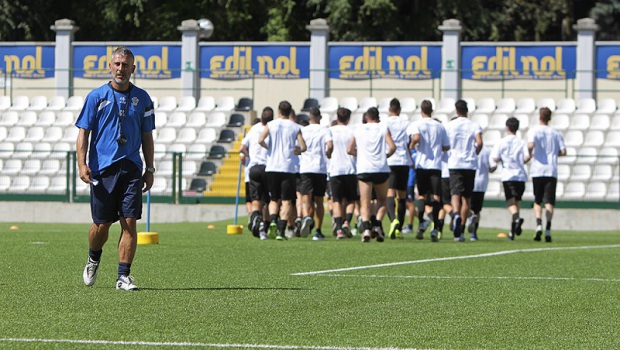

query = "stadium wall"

[0,202,617,231]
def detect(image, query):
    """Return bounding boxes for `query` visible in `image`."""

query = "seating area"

[0,94,618,201]
[0,95,250,196]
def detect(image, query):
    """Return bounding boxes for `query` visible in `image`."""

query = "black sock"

[397,199,406,229]
[416,200,425,222]
[386,196,396,221]
[335,217,343,230]
[512,213,519,221]
[345,213,353,224]
[316,228,322,234]
[432,201,442,231]
[370,215,378,227]
[474,222,479,234]
[546,221,552,230]
[360,220,370,232]
[536,218,543,226]
[438,219,445,232]
[277,219,287,234]
[89,248,102,262]
[118,262,131,279]
[428,211,435,223]
[270,214,278,224]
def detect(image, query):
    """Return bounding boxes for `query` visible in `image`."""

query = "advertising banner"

[328,45,441,80]
[596,46,620,80]
[461,45,576,80]
[0,45,55,78]
[73,45,181,79]
[200,45,309,79]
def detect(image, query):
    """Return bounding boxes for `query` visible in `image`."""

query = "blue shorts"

[406,186,416,202]
[90,159,143,224]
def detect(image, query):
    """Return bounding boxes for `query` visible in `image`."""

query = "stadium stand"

[301,98,319,112]
[9,96,29,111]
[226,113,245,127]
[176,96,196,112]
[46,96,66,111]
[555,98,576,114]
[214,96,235,113]
[27,96,48,111]
[235,97,253,112]
[194,96,216,113]
[156,96,177,112]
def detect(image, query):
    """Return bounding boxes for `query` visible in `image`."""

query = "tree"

[589,0,620,40]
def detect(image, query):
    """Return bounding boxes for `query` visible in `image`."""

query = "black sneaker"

[312,231,326,241]
[515,218,524,236]
[545,230,552,242]
[534,225,543,241]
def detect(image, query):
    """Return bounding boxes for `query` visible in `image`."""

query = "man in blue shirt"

[77,46,156,291]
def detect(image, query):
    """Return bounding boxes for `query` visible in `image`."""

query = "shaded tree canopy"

[0,0,616,42]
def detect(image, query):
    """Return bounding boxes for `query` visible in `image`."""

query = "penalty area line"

[0,338,425,350]
[291,244,620,276]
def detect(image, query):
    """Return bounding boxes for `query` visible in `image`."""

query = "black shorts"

[330,174,359,203]
[295,173,302,193]
[249,164,269,203]
[416,169,442,197]
[441,178,451,205]
[266,171,297,201]
[299,173,327,197]
[406,186,416,202]
[471,191,485,213]
[357,172,390,185]
[245,182,251,203]
[533,177,557,205]
[503,181,525,201]
[388,166,410,191]
[449,169,476,198]
[90,159,143,224]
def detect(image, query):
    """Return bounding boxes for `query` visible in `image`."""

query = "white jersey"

[408,117,450,170]
[264,118,302,173]
[474,146,494,192]
[328,124,356,176]
[446,116,483,170]
[243,156,250,183]
[527,124,566,178]
[492,135,528,182]
[386,116,413,166]
[300,124,332,174]
[241,123,268,170]
[441,152,450,179]
[354,122,390,174]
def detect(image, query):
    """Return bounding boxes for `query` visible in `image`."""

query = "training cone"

[137,231,159,244]
[227,225,243,234]
[497,232,508,238]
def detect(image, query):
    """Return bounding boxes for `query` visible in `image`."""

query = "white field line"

[318,274,620,283]
[291,244,620,276]
[0,338,427,350]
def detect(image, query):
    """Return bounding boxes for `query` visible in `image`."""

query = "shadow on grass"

[140,287,311,291]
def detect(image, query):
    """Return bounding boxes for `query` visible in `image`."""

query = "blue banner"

[200,45,309,79]
[462,45,576,80]
[328,45,441,80]
[74,45,181,79]
[596,46,620,80]
[0,45,55,78]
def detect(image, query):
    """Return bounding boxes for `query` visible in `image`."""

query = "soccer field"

[1,220,619,349]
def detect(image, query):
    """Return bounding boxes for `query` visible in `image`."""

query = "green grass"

[0,220,619,349]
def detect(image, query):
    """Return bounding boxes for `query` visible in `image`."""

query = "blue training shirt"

[407,149,417,188]
[75,83,155,175]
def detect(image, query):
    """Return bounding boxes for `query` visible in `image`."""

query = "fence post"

[178,19,201,100]
[306,19,330,101]
[439,19,462,101]
[51,19,79,99]
[574,18,599,100]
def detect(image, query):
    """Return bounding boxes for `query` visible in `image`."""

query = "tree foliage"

[0,0,613,42]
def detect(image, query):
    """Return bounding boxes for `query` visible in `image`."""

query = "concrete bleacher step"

[213,173,244,182]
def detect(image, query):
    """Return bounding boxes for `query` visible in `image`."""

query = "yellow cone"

[227,225,243,234]
[497,232,507,238]
[137,231,159,244]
